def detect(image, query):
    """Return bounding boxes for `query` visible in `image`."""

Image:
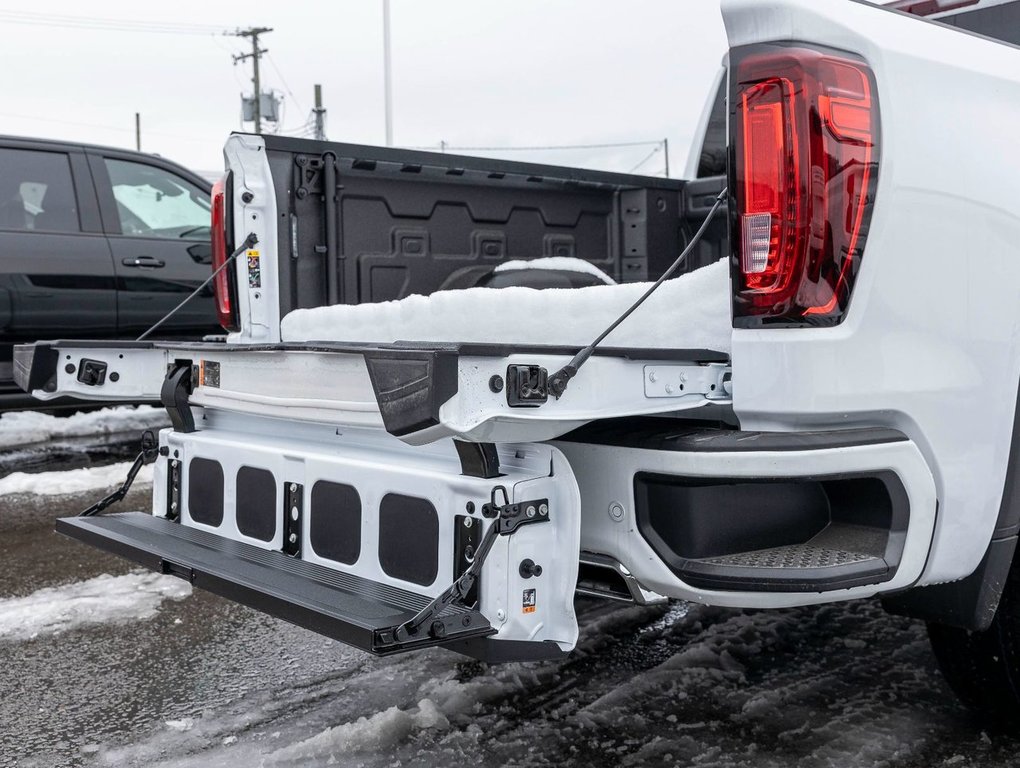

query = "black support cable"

[547,187,728,400]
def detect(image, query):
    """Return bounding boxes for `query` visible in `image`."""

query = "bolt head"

[290,507,299,521]
[463,517,473,528]
[289,533,297,544]
[609,502,625,521]
[665,383,674,394]
[289,483,297,493]
[526,505,536,518]
[496,609,506,622]
[648,371,657,382]
[539,503,548,516]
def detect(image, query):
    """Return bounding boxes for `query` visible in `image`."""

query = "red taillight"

[211,174,239,332]
[731,44,879,326]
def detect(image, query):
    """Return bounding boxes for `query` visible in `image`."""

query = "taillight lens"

[730,43,879,326]
[211,173,239,332]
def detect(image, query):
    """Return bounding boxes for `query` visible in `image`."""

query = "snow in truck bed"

[281,258,732,353]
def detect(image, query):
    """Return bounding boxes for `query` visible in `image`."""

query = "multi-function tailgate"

[14,340,731,445]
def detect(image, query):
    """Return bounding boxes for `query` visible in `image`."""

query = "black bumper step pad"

[678,523,891,592]
[56,512,493,655]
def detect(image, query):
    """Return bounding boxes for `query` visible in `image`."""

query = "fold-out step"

[55,512,494,655]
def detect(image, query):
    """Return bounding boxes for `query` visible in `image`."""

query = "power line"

[0,10,225,35]
[266,53,304,113]
[0,111,210,144]
[627,144,662,174]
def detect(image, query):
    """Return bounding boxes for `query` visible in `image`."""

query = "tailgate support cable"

[136,232,259,342]
[547,187,728,399]
[79,431,160,517]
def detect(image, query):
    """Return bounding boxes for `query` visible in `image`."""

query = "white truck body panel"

[723,0,1020,584]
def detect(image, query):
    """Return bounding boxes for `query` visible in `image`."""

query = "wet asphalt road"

[4,450,1020,767]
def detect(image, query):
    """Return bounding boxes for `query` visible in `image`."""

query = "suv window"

[0,148,80,233]
[696,80,727,178]
[105,158,210,240]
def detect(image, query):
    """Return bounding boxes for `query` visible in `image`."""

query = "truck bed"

[258,134,728,317]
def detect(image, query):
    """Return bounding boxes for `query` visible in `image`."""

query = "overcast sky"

[0,1,727,177]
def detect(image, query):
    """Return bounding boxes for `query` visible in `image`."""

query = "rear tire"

[927,561,1020,730]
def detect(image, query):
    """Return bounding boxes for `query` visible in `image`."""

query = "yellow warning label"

[522,588,536,614]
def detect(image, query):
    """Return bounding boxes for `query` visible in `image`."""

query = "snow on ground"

[282,258,731,352]
[0,460,153,497]
[493,256,617,284]
[0,406,168,449]
[89,597,1002,768]
[0,570,190,642]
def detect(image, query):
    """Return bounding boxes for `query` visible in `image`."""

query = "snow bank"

[282,258,731,352]
[0,406,168,449]
[493,256,616,284]
[0,571,191,641]
[0,461,153,497]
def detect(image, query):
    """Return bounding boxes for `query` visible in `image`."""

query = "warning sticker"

[199,360,220,388]
[247,250,261,288]
[522,588,536,614]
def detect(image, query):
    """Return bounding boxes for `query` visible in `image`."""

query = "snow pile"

[0,571,191,641]
[282,258,731,352]
[0,406,168,449]
[0,461,153,497]
[493,256,616,284]
[273,699,449,760]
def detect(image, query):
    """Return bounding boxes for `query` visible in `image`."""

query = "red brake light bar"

[730,43,880,326]
[211,173,240,332]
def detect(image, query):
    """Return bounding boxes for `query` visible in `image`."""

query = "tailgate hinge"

[161,363,195,433]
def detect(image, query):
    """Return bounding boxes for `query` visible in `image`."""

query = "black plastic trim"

[560,418,907,453]
[633,468,910,593]
[453,441,502,479]
[882,536,1018,631]
[363,350,458,437]
[12,343,58,393]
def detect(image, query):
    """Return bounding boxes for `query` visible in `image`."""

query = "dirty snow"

[82,597,1013,768]
[0,571,190,642]
[493,256,616,284]
[0,406,168,449]
[282,258,731,352]
[0,460,153,497]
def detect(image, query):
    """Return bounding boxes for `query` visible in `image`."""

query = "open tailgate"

[15,340,730,445]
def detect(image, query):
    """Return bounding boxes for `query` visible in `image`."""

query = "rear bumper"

[556,420,938,608]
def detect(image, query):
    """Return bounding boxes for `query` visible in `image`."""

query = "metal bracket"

[374,485,550,652]
[283,482,303,557]
[161,363,195,433]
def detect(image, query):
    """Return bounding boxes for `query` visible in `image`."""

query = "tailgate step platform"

[56,512,494,655]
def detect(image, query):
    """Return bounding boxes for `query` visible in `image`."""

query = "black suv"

[0,136,219,409]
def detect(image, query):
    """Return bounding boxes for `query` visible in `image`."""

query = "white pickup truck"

[15,0,1020,726]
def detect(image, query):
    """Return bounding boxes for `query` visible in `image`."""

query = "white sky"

[0,1,727,177]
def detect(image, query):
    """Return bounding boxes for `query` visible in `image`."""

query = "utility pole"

[382,0,393,146]
[663,137,670,178]
[135,113,141,151]
[231,26,272,133]
[312,84,327,141]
